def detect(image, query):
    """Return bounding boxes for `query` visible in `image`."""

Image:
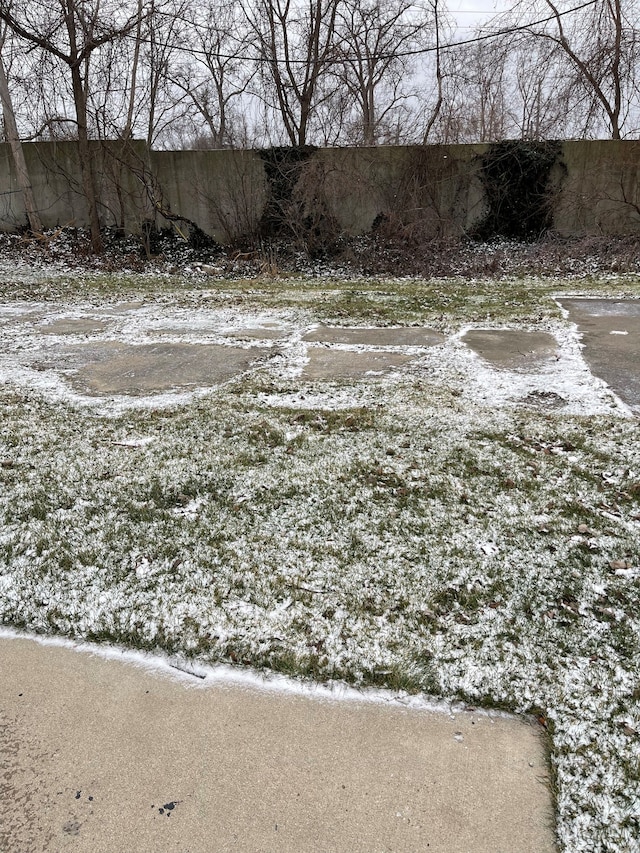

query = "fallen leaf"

[610,559,633,571]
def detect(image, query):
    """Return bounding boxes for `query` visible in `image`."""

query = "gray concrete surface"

[560,298,640,410]
[38,318,110,335]
[225,325,292,341]
[2,305,637,397]
[42,342,268,396]
[461,330,559,371]
[301,325,443,379]
[302,348,417,380]
[0,636,557,853]
[303,326,445,346]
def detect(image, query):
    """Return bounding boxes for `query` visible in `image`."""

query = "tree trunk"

[423,0,443,144]
[0,44,42,233]
[71,63,103,252]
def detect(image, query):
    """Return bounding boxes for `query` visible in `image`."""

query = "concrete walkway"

[560,298,640,410]
[0,636,557,853]
[2,300,640,413]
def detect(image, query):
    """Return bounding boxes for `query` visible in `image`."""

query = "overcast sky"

[449,0,510,31]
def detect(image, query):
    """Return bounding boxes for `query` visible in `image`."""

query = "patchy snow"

[418,320,629,417]
[0,298,631,418]
[0,625,516,720]
[0,276,640,852]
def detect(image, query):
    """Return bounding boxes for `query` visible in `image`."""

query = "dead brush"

[18,222,75,252]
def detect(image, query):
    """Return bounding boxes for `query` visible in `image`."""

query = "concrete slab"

[303,326,445,347]
[4,301,636,414]
[56,342,265,396]
[101,301,145,314]
[560,298,640,410]
[0,637,557,853]
[225,326,292,341]
[0,308,42,326]
[149,325,227,338]
[462,330,559,372]
[302,348,416,380]
[37,318,110,335]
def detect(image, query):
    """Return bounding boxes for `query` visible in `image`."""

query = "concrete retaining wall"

[150,148,267,242]
[0,139,639,241]
[557,140,640,235]
[312,144,488,237]
[0,140,150,234]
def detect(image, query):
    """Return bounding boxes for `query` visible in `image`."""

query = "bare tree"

[333,0,430,145]
[169,0,254,148]
[0,31,42,232]
[422,0,445,143]
[313,83,353,144]
[435,32,512,142]
[137,0,191,148]
[0,0,142,250]
[509,36,573,139]
[515,0,637,139]
[8,45,75,142]
[246,0,340,147]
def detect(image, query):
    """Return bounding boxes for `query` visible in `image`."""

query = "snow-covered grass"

[1,264,639,325]
[1,271,640,851]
